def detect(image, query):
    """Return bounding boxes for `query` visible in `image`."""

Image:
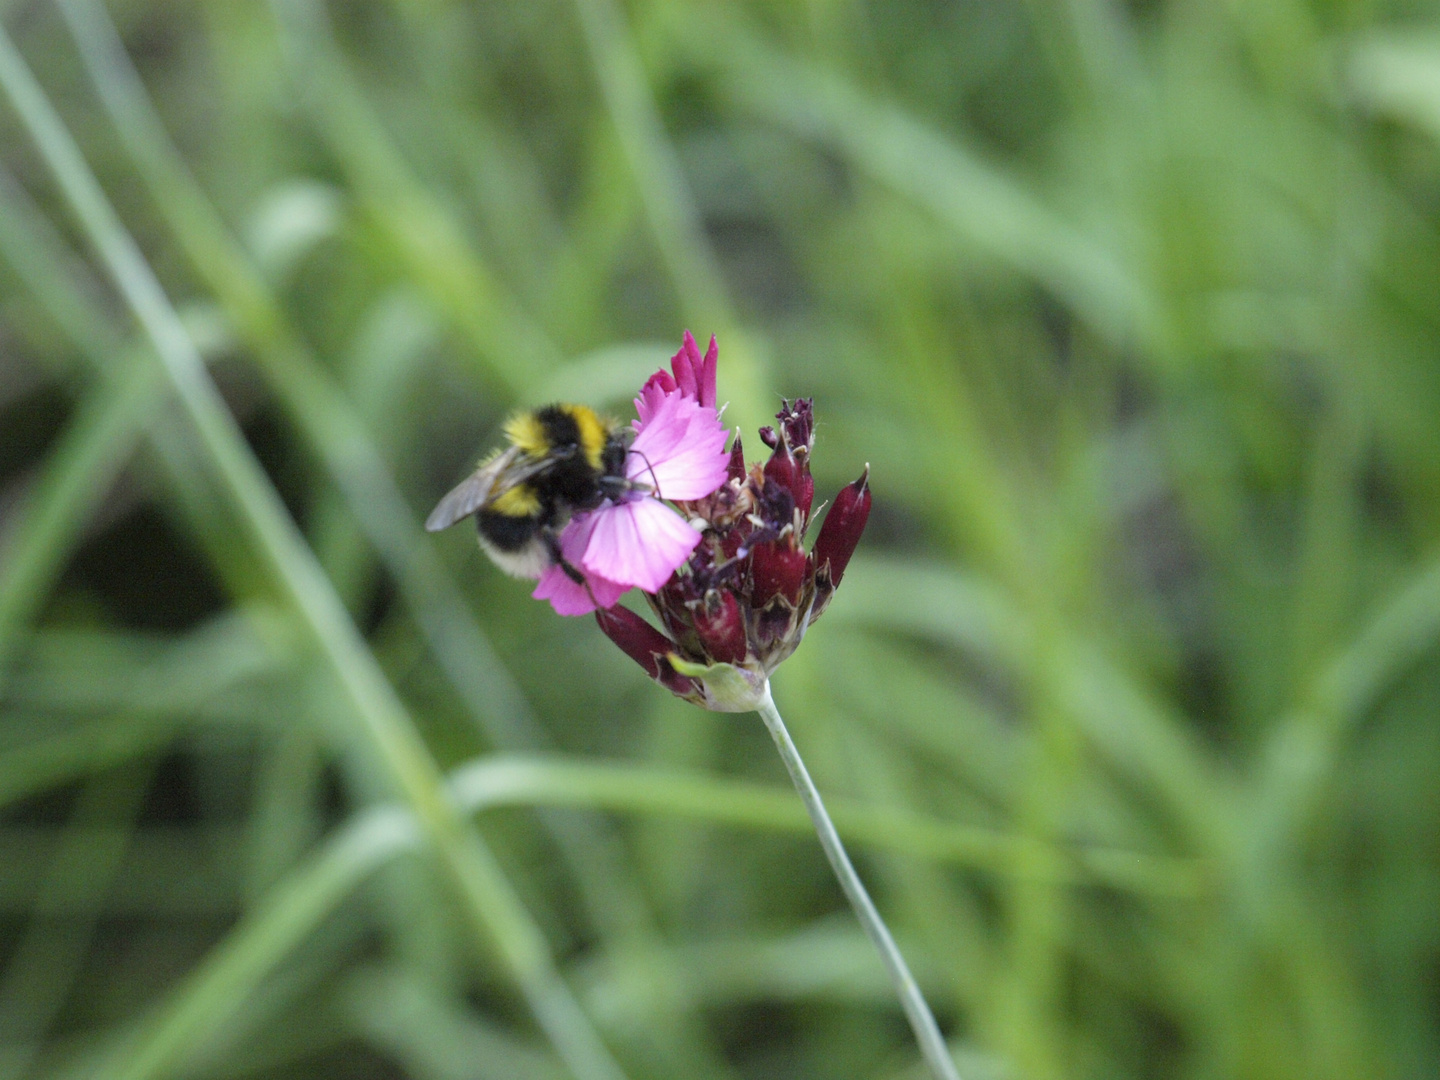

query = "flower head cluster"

[589,342,871,711]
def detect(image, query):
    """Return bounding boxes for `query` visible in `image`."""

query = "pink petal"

[530,513,628,615]
[637,331,720,425]
[628,390,692,469]
[532,563,627,615]
[634,370,676,426]
[672,330,704,401]
[628,392,729,501]
[579,497,701,593]
[532,564,597,614]
[698,335,718,408]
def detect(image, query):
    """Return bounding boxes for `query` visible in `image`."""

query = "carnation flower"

[529,332,872,709]
[526,337,945,1080]
[596,396,871,711]
[532,332,729,615]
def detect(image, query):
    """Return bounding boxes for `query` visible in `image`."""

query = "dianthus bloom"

[533,332,871,709]
[595,346,870,710]
[532,332,729,615]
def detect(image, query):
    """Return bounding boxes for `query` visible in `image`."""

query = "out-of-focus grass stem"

[571,0,768,435]
[55,739,1204,1080]
[268,0,560,394]
[104,807,420,1080]
[53,19,721,1070]
[0,24,627,1080]
[56,0,541,756]
[0,765,152,1077]
[679,4,1155,349]
[0,351,160,680]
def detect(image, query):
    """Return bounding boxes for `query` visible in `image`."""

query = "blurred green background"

[0,0,1438,1078]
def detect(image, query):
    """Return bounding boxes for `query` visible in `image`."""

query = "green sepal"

[666,654,769,712]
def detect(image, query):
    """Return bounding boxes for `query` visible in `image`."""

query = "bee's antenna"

[629,449,662,495]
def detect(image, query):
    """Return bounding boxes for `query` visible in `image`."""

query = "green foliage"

[0,1,1436,1078]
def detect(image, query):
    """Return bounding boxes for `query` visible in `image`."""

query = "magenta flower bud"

[750,538,809,607]
[812,466,871,587]
[669,331,719,409]
[595,606,696,696]
[693,589,747,663]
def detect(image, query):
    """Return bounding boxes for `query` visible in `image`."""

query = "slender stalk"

[755,682,962,1080]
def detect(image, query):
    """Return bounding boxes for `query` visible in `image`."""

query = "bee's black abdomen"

[476,508,539,552]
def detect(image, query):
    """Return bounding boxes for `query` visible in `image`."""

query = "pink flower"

[636,330,718,419]
[533,334,730,615]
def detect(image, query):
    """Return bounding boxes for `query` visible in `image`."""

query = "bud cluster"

[596,399,871,711]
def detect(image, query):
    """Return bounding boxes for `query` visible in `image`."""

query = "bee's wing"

[425,447,525,532]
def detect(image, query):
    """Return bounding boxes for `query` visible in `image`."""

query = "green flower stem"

[756,682,962,1080]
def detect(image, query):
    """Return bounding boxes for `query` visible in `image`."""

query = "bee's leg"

[542,530,587,585]
[541,530,607,609]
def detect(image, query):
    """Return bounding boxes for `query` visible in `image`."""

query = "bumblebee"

[425,404,632,579]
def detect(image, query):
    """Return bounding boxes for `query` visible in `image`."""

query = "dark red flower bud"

[721,522,750,559]
[693,589,747,663]
[595,606,696,696]
[764,453,814,520]
[760,399,815,519]
[812,466,871,587]
[726,431,747,484]
[777,398,814,455]
[750,538,809,607]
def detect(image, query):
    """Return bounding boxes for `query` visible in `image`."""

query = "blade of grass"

[63,735,1204,1080]
[576,923,950,1010]
[0,25,626,1080]
[51,16,738,1073]
[58,0,539,756]
[1347,35,1440,143]
[1248,548,1440,867]
[0,615,282,809]
[97,807,418,1080]
[673,4,1156,348]
[3,612,284,717]
[571,0,732,324]
[569,0,768,436]
[245,722,325,901]
[0,349,162,677]
[0,161,277,605]
[343,965,569,1080]
[445,755,1207,897]
[267,0,560,394]
[0,763,152,1077]
[837,556,1238,852]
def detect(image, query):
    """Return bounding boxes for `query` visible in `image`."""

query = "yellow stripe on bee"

[563,404,610,469]
[504,412,550,458]
[490,483,541,516]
